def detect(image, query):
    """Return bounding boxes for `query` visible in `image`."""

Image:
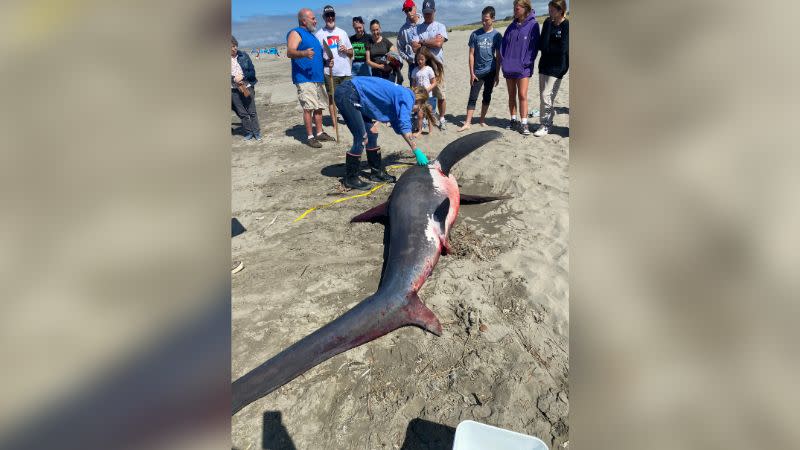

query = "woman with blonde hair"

[499,0,540,135]
[333,76,436,190]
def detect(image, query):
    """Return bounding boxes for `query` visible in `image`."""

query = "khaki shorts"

[324,75,351,97]
[431,76,446,100]
[296,82,327,111]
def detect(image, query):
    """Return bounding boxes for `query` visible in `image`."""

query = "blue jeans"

[334,80,379,157]
[352,61,372,77]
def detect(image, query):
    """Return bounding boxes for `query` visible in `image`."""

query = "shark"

[233,130,506,414]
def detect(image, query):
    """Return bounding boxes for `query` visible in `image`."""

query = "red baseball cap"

[402,0,415,11]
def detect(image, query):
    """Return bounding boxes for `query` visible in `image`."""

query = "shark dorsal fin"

[435,130,503,176]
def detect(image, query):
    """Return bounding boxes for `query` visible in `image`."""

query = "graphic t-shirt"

[468,28,501,76]
[314,26,352,77]
[411,65,435,96]
[349,33,373,63]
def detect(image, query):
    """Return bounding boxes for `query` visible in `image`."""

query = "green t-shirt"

[349,33,373,63]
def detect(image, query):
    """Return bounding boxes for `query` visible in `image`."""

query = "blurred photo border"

[0,0,797,449]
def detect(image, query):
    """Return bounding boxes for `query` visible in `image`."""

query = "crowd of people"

[231,0,569,189]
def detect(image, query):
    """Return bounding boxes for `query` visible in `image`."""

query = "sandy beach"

[232,27,569,449]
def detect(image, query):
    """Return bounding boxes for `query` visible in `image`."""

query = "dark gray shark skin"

[232,131,506,415]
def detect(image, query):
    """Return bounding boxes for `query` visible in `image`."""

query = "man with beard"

[287,8,336,148]
[315,5,354,124]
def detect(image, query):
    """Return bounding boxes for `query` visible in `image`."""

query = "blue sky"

[232,1,334,21]
[232,0,550,48]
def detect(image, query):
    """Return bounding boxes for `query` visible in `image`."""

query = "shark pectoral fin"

[441,238,451,256]
[433,198,450,234]
[404,292,443,336]
[351,202,389,224]
[459,193,512,204]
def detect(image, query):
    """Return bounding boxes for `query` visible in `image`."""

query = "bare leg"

[479,103,489,126]
[458,108,474,132]
[313,109,324,135]
[438,99,447,119]
[303,109,313,137]
[517,77,530,119]
[506,78,517,117]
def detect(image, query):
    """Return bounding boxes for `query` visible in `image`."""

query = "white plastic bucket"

[452,420,549,450]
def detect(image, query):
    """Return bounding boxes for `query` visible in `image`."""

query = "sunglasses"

[324,14,335,19]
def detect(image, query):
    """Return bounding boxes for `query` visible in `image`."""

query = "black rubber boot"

[366,150,396,183]
[343,154,371,190]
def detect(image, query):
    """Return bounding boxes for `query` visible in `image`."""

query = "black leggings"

[466,71,496,109]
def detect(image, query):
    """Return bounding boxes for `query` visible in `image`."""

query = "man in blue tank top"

[287,8,336,148]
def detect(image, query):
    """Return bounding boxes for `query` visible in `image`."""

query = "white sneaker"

[439,117,447,131]
[533,125,549,137]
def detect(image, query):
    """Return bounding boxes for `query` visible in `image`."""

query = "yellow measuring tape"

[292,164,408,222]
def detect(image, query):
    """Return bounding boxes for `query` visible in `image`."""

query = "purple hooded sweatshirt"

[500,12,540,78]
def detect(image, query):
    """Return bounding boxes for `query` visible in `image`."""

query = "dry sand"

[232,28,569,449]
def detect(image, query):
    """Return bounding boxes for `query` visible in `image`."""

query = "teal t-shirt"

[468,28,501,76]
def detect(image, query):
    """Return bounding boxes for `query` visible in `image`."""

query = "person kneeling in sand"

[333,77,437,190]
[458,6,502,132]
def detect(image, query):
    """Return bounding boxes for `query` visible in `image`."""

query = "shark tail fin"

[403,292,443,336]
